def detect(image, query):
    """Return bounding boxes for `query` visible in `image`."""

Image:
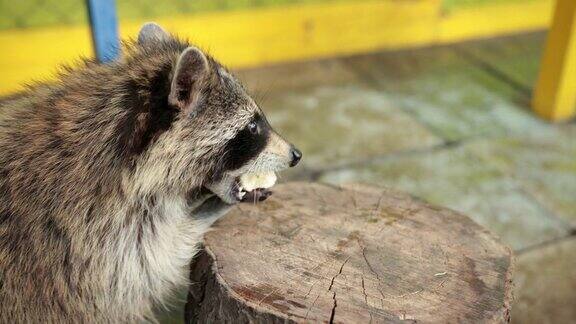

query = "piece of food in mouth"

[240,171,277,192]
[238,171,277,202]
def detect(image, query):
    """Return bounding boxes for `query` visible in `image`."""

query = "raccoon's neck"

[97,193,203,318]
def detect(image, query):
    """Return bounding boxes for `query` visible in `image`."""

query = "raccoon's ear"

[138,22,169,46]
[168,46,209,111]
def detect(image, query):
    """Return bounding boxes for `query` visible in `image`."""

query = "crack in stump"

[361,246,389,302]
[361,275,374,323]
[327,257,349,323]
[329,291,337,324]
[328,257,350,291]
[304,294,321,320]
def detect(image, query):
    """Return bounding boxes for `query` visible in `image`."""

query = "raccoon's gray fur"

[0,23,300,323]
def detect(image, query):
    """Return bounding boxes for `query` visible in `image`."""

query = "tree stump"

[185,182,513,323]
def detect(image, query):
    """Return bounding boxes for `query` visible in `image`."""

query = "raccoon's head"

[133,23,301,203]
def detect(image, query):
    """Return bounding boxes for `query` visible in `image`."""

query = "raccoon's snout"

[289,146,302,167]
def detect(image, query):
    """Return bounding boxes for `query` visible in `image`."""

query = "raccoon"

[0,23,301,323]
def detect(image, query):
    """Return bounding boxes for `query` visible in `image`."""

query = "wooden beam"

[0,0,553,96]
[438,0,552,43]
[533,0,576,121]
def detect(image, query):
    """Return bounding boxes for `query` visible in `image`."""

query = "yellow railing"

[0,0,558,112]
[533,0,576,121]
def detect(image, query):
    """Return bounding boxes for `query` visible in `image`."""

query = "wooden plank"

[438,0,552,43]
[186,182,514,323]
[452,33,545,93]
[342,46,525,140]
[533,0,576,121]
[0,0,553,95]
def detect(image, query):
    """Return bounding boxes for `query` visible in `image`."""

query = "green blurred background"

[0,0,527,30]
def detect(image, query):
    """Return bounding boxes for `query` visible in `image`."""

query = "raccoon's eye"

[248,121,258,134]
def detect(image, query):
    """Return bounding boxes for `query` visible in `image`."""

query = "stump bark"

[185,182,513,323]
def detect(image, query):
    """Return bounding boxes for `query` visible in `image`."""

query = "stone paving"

[236,32,576,323]
[512,237,576,323]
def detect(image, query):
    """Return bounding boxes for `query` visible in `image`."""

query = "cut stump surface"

[186,182,513,323]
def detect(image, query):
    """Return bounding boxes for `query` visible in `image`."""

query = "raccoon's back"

[0,86,126,322]
[0,208,92,323]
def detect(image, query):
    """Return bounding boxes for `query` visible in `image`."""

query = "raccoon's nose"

[290,147,302,167]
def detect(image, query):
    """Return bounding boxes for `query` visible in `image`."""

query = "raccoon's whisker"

[247,163,259,174]
[243,161,259,175]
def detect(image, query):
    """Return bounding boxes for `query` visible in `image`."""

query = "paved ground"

[156,32,575,322]
[236,32,575,324]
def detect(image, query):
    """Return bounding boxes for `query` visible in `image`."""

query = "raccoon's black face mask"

[219,113,271,172]
[201,87,301,204]
[211,110,302,203]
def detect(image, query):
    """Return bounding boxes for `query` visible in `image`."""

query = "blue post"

[86,0,119,62]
